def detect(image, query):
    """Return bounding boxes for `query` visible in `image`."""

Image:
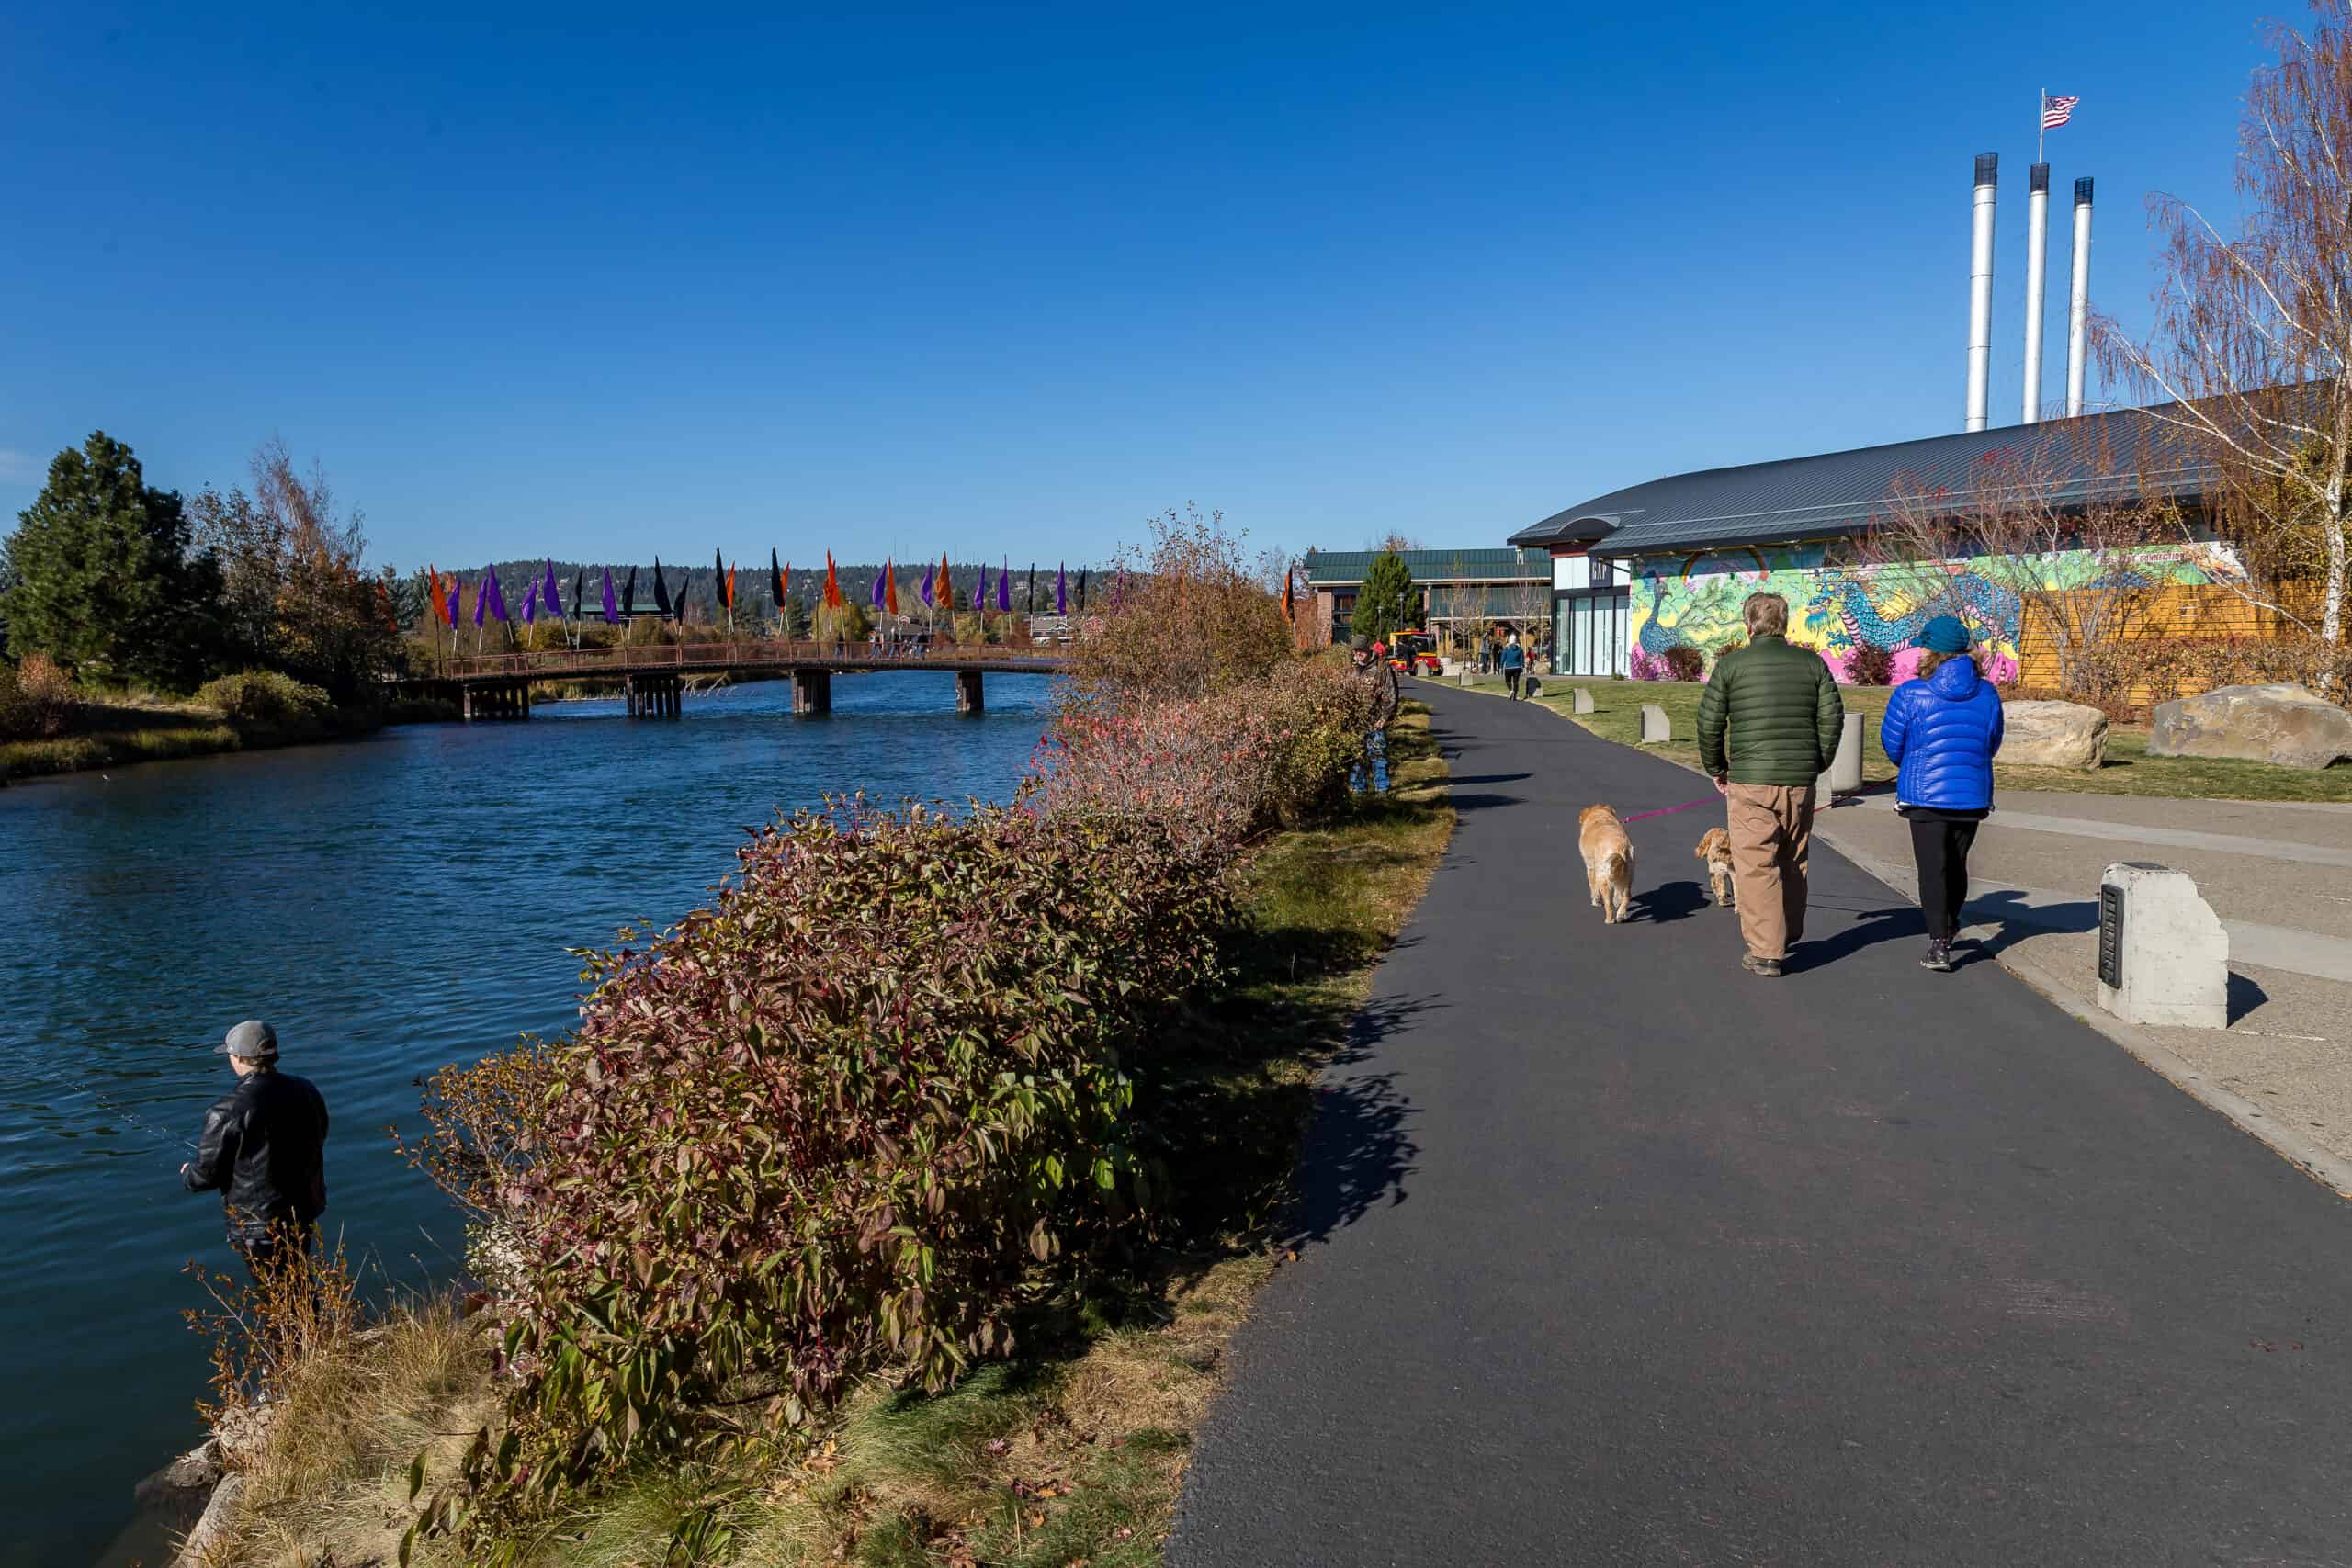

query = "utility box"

[2096,862,2229,1029]
[1816,711,1864,795]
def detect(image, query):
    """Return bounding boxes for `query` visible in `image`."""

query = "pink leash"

[1619,798,1719,823]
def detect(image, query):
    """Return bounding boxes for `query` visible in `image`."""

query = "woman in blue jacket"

[1879,615,2005,972]
[1499,630,1527,699]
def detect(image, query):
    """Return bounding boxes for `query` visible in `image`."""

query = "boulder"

[2148,682,2352,771]
[133,1438,222,1509]
[1997,700,2109,769]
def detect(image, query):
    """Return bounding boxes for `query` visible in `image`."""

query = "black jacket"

[182,1068,330,1245]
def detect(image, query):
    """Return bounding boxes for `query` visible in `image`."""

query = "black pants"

[1907,817,1980,942]
[1503,669,1522,698]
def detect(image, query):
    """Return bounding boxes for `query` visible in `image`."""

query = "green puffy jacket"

[1694,634,1846,786]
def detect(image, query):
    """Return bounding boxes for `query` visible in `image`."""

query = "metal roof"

[1507,405,2218,558]
[1303,547,1546,584]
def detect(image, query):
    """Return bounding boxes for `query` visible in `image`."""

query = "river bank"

[181,703,1450,1566]
[0,693,458,784]
[7,675,1061,1568]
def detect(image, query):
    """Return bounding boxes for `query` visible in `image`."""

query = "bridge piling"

[792,670,831,716]
[955,670,985,714]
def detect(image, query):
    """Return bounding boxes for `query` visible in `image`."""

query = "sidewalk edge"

[1818,826,2352,1202]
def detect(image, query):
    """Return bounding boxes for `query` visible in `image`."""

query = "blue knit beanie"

[1918,615,1972,654]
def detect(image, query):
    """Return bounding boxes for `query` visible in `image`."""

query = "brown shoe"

[1741,953,1782,978]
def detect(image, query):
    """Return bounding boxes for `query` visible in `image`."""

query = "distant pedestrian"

[180,1021,330,1280]
[1349,635,1399,793]
[1696,592,1846,978]
[1879,615,2005,972]
[1499,631,1526,699]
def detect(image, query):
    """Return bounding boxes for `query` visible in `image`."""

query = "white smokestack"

[2065,175,2094,417]
[1965,152,1997,432]
[2021,162,2050,423]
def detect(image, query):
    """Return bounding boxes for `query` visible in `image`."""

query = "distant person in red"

[180,1021,330,1277]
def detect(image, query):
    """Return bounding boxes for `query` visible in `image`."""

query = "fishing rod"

[18,1058,199,1156]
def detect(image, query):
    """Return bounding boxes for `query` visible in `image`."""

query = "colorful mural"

[1627,541,2238,683]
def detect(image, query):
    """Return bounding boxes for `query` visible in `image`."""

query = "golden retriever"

[1578,804,1634,924]
[1695,827,1736,908]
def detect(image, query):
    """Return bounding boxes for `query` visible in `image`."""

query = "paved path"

[1170,682,2352,1568]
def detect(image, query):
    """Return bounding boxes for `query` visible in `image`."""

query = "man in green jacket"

[1695,592,1846,977]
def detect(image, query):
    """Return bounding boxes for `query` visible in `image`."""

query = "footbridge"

[397,641,1069,719]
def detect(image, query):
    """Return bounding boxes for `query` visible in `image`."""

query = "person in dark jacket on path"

[1499,631,1526,699]
[1696,592,1847,978]
[181,1021,330,1275]
[1348,635,1401,792]
[1879,615,2006,972]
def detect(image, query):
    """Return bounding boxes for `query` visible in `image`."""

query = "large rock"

[2148,682,2352,771]
[1997,700,2109,769]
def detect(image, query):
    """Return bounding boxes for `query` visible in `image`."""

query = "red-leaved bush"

[1029,659,1374,859]
[409,798,1229,1507]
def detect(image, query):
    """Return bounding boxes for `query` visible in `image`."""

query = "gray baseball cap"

[218,1020,278,1058]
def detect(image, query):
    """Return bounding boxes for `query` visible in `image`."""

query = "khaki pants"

[1725,784,1815,961]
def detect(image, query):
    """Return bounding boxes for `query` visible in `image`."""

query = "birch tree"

[2099,2,2352,643]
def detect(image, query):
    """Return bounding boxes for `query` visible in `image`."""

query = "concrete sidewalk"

[1170,682,2352,1568]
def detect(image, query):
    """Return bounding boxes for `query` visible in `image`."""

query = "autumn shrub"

[1844,639,1894,686]
[197,669,334,726]
[0,654,78,739]
[2065,634,2352,716]
[1660,644,1706,682]
[1029,659,1373,856]
[406,799,1228,1529]
[1068,506,1292,702]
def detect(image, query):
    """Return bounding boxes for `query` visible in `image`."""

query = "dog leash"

[1618,798,1718,823]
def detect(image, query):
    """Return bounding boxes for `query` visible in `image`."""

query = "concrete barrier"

[2096,863,2229,1029]
[1816,711,1864,795]
[1573,688,1595,714]
[1640,705,1671,742]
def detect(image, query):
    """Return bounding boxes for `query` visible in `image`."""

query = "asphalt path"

[1168,681,2352,1567]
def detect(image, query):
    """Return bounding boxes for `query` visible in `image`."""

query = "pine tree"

[1354,551,1416,644]
[0,432,225,686]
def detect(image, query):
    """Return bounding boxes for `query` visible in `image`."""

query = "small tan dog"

[1578,804,1634,924]
[1695,827,1736,908]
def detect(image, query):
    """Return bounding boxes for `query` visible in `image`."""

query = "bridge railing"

[425,639,1068,682]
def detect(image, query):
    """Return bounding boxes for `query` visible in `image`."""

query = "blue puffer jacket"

[1880,655,2005,810]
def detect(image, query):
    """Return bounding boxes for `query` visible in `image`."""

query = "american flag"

[2041,94,2079,130]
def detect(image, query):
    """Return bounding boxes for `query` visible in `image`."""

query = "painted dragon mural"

[1628,541,2239,683]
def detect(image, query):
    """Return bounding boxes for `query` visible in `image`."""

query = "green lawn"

[1442,673,2352,804]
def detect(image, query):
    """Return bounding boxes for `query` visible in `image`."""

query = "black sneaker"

[1921,940,1954,973]
[1741,953,1782,978]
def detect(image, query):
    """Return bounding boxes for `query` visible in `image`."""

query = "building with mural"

[1507,405,2235,682]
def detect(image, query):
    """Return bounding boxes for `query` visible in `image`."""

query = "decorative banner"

[937,553,954,610]
[652,558,672,616]
[445,575,460,628]
[885,558,899,615]
[571,567,584,621]
[622,565,639,616]
[725,561,737,613]
[602,567,619,624]
[1026,562,1035,613]
[542,559,562,617]
[1056,562,1068,616]
[673,570,690,624]
[921,562,935,608]
[522,581,537,625]
[486,569,510,622]
[771,548,786,608]
[869,566,885,610]
[824,551,843,609]
[1077,569,1088,612]
[996,560,1011,613]
[1281,569,1295,623]
[971,571,985,611]
[714,548,725,607]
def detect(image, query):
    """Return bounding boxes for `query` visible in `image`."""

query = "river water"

[0,672,1055,1567]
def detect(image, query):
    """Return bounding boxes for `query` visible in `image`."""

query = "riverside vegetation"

[181,511,1454,1567]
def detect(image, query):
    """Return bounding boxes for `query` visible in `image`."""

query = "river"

[0,672,1056,1567]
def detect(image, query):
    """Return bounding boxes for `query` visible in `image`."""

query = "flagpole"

[2038,87,2044,164]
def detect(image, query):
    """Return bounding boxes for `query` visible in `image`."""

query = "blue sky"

[0,1,2279,572]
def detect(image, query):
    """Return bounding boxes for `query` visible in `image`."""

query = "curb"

[1416,677,2352,1203]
